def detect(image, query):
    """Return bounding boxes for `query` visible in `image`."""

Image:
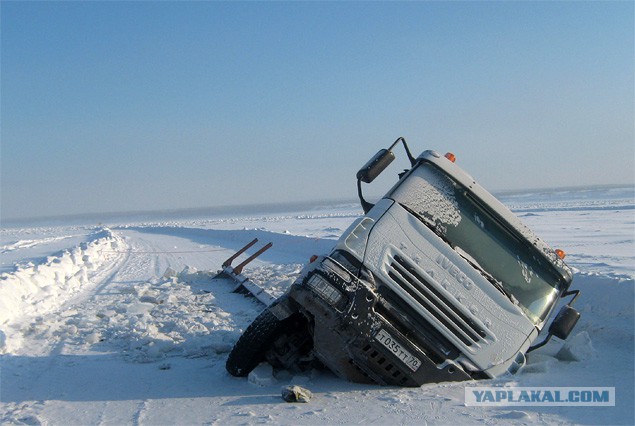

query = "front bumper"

[283,256,474,387]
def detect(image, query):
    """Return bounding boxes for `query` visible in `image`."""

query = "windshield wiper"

[455,249,519,306]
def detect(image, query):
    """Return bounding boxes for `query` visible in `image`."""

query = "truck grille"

[374,293,459,364]
[386,254,488,348]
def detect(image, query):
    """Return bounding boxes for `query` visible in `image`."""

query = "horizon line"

[2,182,633,227]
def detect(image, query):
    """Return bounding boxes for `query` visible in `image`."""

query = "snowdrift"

[0,229,125,352]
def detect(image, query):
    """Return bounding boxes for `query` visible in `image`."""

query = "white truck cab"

[227,138,580,386]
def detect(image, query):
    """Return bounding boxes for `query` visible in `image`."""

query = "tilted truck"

[226,137,581,386]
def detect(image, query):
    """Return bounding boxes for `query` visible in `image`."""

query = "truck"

[226,137,581,386]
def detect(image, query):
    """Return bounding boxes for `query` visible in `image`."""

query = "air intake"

[387,254,488,347]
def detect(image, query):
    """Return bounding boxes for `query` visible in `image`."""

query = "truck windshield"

[390,162,564,324]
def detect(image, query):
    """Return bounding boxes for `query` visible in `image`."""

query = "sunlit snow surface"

[1,186,633,425]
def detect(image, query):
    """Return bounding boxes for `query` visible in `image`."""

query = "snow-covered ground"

[1,186,633,425]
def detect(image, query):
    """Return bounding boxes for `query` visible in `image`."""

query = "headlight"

[322,258,351,283]
[307,274,344,307]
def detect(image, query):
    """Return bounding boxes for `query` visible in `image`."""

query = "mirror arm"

[356,137,416,214]
[527,289,581,354]
[562,289,580,306]
[390,136,416,166]
[526,333,552,353]
[358,178,374,214]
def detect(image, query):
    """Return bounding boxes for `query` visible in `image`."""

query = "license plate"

[375,329,421,372]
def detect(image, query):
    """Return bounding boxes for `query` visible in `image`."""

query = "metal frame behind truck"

[226,138,580,386]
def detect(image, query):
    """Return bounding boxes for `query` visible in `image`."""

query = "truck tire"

[226,308,287,377]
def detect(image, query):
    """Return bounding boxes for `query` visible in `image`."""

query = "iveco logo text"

[436,254,473,289]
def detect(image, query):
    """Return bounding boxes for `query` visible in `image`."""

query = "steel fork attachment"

[216,238,274,306]
[233,241,273,275]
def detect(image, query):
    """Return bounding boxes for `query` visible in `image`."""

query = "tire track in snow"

[132,400,148,426]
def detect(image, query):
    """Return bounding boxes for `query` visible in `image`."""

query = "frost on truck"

[391,163,568,325]
[226,137,580,387]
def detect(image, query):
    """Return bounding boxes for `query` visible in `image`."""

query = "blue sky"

[2,1,633,220]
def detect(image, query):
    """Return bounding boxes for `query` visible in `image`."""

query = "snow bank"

[0,228,125,351]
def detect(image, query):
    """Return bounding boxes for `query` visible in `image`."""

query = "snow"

[392,164,462,231]
[1,188,633,425]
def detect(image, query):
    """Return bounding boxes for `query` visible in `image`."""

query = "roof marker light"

[555,249,566,260]
[445,152,456,163]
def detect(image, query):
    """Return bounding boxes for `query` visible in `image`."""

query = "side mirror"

[549,305,580,340]
[356,149,395,183]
